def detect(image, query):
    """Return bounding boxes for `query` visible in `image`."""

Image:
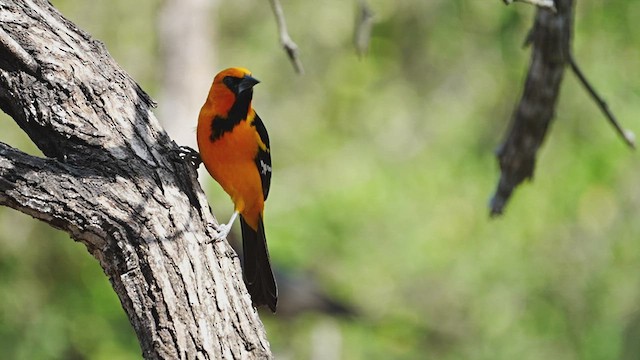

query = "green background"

[1,1,639,359]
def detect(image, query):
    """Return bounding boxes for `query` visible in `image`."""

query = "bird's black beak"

[238,75,260,94]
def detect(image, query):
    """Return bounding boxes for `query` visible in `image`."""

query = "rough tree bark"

[0,1,272,359]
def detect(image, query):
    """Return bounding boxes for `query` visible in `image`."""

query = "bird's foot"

[170,145,202,169]
[209,212,238,242]
[213,222,232,241]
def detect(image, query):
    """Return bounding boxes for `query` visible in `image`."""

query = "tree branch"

[268,0,304,74]
[568,52,635,149]
[490,0,573,216]
[491,0,634,216]
[0,0,272,358]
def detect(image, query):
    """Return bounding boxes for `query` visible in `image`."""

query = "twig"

[568,52,636,149]
[268,0,304,74]
[354,0,375,58]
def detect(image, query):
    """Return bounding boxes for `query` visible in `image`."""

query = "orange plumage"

[197,67,277,312]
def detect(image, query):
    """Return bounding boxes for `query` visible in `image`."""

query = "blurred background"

[1,0,640,359]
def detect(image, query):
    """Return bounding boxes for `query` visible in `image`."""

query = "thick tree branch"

[0,143,100,235]
[0,0,272,359]
[490,0,573,216]
[268,0,304,74]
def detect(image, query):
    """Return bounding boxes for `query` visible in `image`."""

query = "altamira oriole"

[197,67,277,312]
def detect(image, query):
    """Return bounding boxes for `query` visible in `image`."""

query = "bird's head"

[213,67,260,95]
[204,67,260,114]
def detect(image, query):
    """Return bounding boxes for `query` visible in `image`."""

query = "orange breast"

[197,110,264,229]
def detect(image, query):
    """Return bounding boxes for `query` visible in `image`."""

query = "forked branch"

[491,0,633,216]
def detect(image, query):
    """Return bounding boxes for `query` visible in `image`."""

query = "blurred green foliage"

[1,0,640,359]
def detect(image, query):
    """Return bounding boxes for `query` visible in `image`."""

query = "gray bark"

[0,0,272,358]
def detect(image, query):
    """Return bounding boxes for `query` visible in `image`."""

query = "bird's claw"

[170,145,202,169]
[214,223,232,240]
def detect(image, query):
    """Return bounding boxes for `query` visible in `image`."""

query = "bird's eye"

[223,76,239,92]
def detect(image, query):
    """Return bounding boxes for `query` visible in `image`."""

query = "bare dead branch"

[268,0,304,74]
[568,52,636,149]
[490,2,573,216]
[491,0,634,216]
[354,0,375,58]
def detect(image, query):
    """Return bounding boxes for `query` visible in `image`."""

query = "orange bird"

[197,67,277,312]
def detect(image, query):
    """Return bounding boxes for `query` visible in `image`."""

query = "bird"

[196,67,277,312]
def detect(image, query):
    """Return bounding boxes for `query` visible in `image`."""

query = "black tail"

[240,215,277,312]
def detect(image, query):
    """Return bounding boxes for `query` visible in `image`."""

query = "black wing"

[252,113,271,200]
